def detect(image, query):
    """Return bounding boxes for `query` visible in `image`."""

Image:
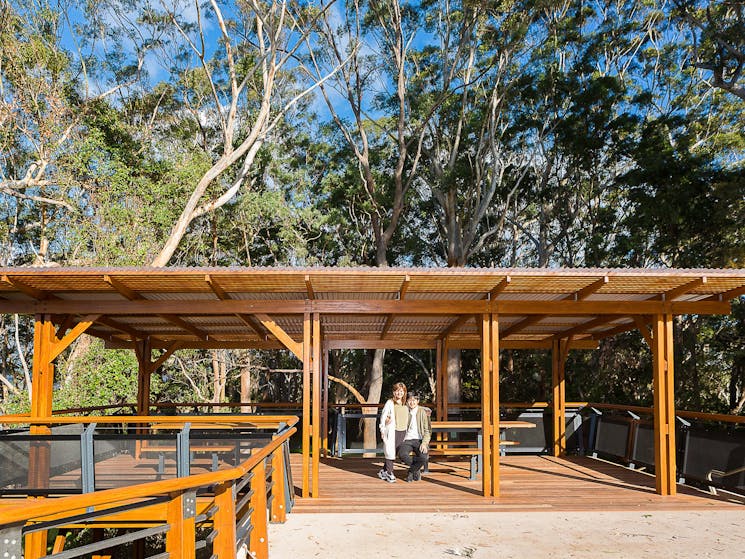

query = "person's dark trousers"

[398,438,426,474]
[385,430,407,474]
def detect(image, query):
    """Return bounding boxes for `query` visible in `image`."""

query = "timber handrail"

[42,400,601,417]
[587,403,745,425]
[0,417,298,526]
[50,402,304,415]
[0,414,297,428]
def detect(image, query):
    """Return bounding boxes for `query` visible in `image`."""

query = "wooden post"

[134,338,152,461]
[301,313,311,498]
[480,314,492,497]
[551,339,567,457]
[489,313,500,495]
[249,459,269,559]
[166,491,196,559]
[311,313,321,498]
[321,349,329,458]
[212,481,237,557]
[435,340,444,447]
[24,315,96,558]
[26,315,55,559]
[442,337,450,421]
[435,340,443,422]
[135,338,153,416]
[270,445,287,523]
[30,315,55,420]
[652,314,677,496]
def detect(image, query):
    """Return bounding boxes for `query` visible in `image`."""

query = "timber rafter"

[105,274,210,340]
[380,274,410,339]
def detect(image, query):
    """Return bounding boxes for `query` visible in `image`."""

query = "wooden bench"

[424,420,535,479]
[425,441,520,480]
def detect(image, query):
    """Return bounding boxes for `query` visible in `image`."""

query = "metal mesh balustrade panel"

[0,434,83,494]
[565,412,588,453]
[682,428,745,491]
[501,412,547,453]
[93,432,178,489]
[631,423,655,467]
[339,413,382,454]
[188,430,273,473]
[594,417,632,460]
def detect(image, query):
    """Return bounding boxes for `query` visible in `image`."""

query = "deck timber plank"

[288,454,745,513]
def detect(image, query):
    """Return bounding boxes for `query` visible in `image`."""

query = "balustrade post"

[248,459,268,559]
[166,491,196,559]
[270,446,287,523]
[212,480,237,558]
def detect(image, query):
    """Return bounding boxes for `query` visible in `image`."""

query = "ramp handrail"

[0,416,298,559]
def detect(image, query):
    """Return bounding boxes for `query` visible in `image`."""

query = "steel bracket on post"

[183,489,197,519]
[0,524,23,559]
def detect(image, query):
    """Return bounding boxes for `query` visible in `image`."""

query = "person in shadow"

[397,392,431,482]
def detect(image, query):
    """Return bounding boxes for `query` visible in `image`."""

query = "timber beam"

[488,276,511,299]
[552,315,614,340]
[706,284,745,302]
[633,315,654,347]
[440,314,472,339]
[105,275,209,339]
[236,314,269,338]
[380,275,410,339]
[305,274,315,300]
[503,276,609,339]
[136,341,182,375]
[572,276,609,300]
[501,315,543,337]
[49,315,100,361]
[256,314,303,360]
[0,299,731,315]
[205,274,229,300]
[662,277,706,301]
[1,275,49,300]
[206,275,267,338]
[96,316,151,340]
[101,337,599,351]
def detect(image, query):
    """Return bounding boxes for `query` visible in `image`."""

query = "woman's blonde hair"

[391,382,407,404]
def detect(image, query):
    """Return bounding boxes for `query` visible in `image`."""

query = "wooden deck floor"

[289,454,745,513]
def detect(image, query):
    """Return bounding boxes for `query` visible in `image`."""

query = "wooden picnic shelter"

[1,265,744,504]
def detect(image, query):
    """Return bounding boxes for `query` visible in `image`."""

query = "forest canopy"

[0,0,742,416]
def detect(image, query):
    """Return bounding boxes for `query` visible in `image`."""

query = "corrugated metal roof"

[0,266,741,349]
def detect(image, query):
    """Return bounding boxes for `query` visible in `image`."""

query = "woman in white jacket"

[378,382,408,482]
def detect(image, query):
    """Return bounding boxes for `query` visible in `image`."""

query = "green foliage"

[55,340,140,410]
[617,116,745,267]
[0,0,742,415]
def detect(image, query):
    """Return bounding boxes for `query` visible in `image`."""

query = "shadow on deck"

[289,454,745,513]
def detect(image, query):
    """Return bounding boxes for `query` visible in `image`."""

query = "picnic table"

[427,420,536,479]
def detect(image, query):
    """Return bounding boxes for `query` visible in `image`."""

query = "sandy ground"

[268,511,745,559]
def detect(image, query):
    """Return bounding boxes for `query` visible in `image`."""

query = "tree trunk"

[241,353,251,413]
[731,361,745,414]
[447,349,462,419]
[212,349,226,405]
